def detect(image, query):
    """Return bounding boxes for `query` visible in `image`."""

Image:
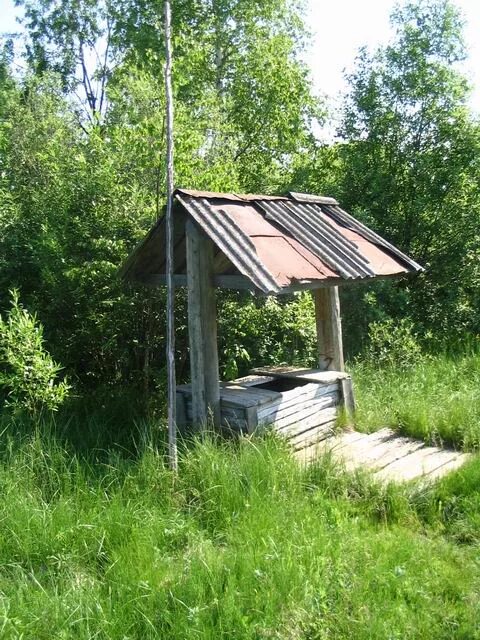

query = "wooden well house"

[120,189,422,453]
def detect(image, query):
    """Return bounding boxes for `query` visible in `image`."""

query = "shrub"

[0,290,70,415]
[364,318,422,369]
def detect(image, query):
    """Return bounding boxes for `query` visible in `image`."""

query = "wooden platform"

[296,427,471,483]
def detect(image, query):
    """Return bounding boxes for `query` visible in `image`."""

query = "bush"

[0,290,70,415]
[364,318,422,369]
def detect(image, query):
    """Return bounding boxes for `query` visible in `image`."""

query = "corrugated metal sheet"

[176,194,281,293]
[120,190,423,291]
[322,204,423,273]
[258,200,375,280]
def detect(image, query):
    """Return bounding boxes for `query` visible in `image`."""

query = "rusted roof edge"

[323,205,424,273]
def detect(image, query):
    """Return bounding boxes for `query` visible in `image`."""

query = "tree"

[0,0,324,391]
[338,0,480,341]
[16,0,115,125]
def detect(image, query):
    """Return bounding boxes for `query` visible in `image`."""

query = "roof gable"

[120,189,423,293]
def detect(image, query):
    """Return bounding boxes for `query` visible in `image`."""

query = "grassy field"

[352,349,480,450]
[0,417,480,639]
[1,351,480,638]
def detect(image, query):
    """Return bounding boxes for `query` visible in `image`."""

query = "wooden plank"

[250,366,348,384]
[186,402,245,421]
[245,406,258,434]
[295,425,471,483]
[144,273,259,291]
[220,383,281,402]
[220,390,275,409]
[257,383,339,419]
[186,219,220,428]
[374,447,460,483]
[261,393,338,427]
[340,377,356,421]
[277,407,338,439]
[423,454,470,482]
[290,420,337,450]
[228,375,276,387]
[261,393,339,427]
[221,417,248,431]
[273,400,337,433]
[360,436,425,471]
[339,437,423,473]
[336,428,395,457]
[313,287,344,372]
[294,425,341,463]
[178,381,282,408]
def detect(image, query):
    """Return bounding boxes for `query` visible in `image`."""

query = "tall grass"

[0,418,479,639]
[352,350,480,450]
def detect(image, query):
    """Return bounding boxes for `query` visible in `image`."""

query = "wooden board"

[257,383,339,420]
[374,447,466,483]
[298,427,471,484]
[277,407,338,439]
[186,219,220,427]
[290,420,337,450]
[314,286,345,371]
[260,392,339,427]
[229,374,276,387]
[250,366,349,384]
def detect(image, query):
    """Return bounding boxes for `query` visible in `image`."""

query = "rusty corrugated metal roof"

[120,190,423,293]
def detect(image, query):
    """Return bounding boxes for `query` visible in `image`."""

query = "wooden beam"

[186,219,221,428]
[141,273,258,291]
[313,287,345,372]
[340,376,356,425]
[139,273,409,294]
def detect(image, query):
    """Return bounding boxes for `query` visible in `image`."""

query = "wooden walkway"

[295,427,471,483]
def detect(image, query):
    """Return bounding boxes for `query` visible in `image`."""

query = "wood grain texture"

[257,383,339,420]
[313,287,344,371]
[340,377,355,421]
[261,393,339,428]
[297,427,471,484]
[186,219,220,428]
[250,366,348,383]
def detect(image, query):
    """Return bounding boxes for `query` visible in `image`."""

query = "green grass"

[0,418,480,639]
[352,350,480,450]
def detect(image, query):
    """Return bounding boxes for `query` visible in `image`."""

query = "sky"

[1,0,480,112]
[303,0,480,113]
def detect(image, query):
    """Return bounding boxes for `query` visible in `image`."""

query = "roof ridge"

[288,192,339,205]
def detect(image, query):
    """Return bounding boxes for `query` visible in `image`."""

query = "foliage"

[337,0,480,340]
[353,347,480,450]
[217,292,317,379]
[0,290,70,414]
[16,0,113,123]
[0,0,324,393]
[364,318,422,369]
[0,74,166,388]
[1,0,480,396]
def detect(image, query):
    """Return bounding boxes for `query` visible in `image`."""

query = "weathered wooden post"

[314,286,345,372]
[186,218,221,428]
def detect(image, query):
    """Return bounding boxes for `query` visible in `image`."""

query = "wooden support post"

[186,218,221,428]
[313,286,345,372]
[340,377,356,425]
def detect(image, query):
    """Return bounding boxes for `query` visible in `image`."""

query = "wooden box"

[176,366,354,452]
